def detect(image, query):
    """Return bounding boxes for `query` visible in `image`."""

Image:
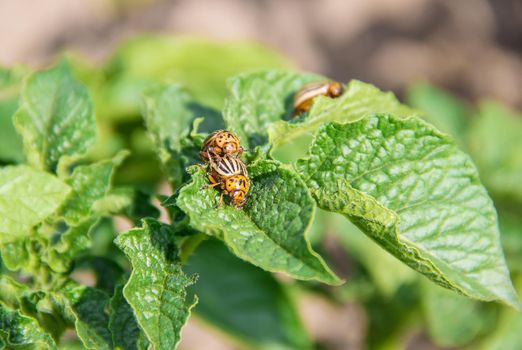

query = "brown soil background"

[1,0,521,109]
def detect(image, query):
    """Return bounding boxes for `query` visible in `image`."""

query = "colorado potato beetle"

[200,130,244,162]
[293,80,344,116]
[205,156,250,209]
[207,156,250,209]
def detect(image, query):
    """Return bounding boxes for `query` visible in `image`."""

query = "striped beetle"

[200,130,243,163]
[204,155,250,209]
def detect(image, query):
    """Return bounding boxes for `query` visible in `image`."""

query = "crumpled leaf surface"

[0,276,27,309]
[297,114,518,307]
[58,151,128,225]
[223,70,322,150]
[109,279,149,350]
[0,241,30,271]
[46,219,98,273]
[0,165,70,241]
[0,302,57,350]
[142,84,206,187]
[114,218,198,350]
[269,79,419,149]
[60,283,113,350]
[13,62,95,172]
[174,160,340,285]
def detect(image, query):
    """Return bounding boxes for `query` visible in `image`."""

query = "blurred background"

[1,1,521,349]
[1,0,521,109]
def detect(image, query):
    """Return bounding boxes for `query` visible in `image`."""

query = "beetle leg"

[201,182,220,190]
[201,174,220,190]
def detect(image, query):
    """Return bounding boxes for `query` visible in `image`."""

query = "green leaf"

[18,290,68,341]
[0,240,30,271]
[174,161,341,285]
[2,238,50,274]
[0,165,70,242]
[185,238,311,349]
[467,101,522,203]
[90,187,134,218]
[63,54,108,123]
[269,79,419,150]
[58,151,128,225]
[61,283,113,350]
[47,219,98,273]
[405,82,471,141]
[103,35,292,118]
[421,281,497,347]
[223,70,322,150]
[297,115,518,307]
[143,84,210,187]
[13,62,95,172]
[24,285,107,347]
[114,219,198,350]
[109,279,149,350]
[0,67,26,163]
[0,302,57,349]
[0,276,27,309]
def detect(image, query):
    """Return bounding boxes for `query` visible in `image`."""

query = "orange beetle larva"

[293,81,344,117]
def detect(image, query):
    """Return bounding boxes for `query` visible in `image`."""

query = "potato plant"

[0,36,521,350]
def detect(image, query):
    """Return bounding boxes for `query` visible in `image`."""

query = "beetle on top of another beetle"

[199,130,244,163]
[199,79,344,209]
[200,130,250,209]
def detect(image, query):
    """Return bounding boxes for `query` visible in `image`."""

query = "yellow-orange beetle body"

[200,130,243,163]
[206,156,250,209]
[293,81,344,116]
